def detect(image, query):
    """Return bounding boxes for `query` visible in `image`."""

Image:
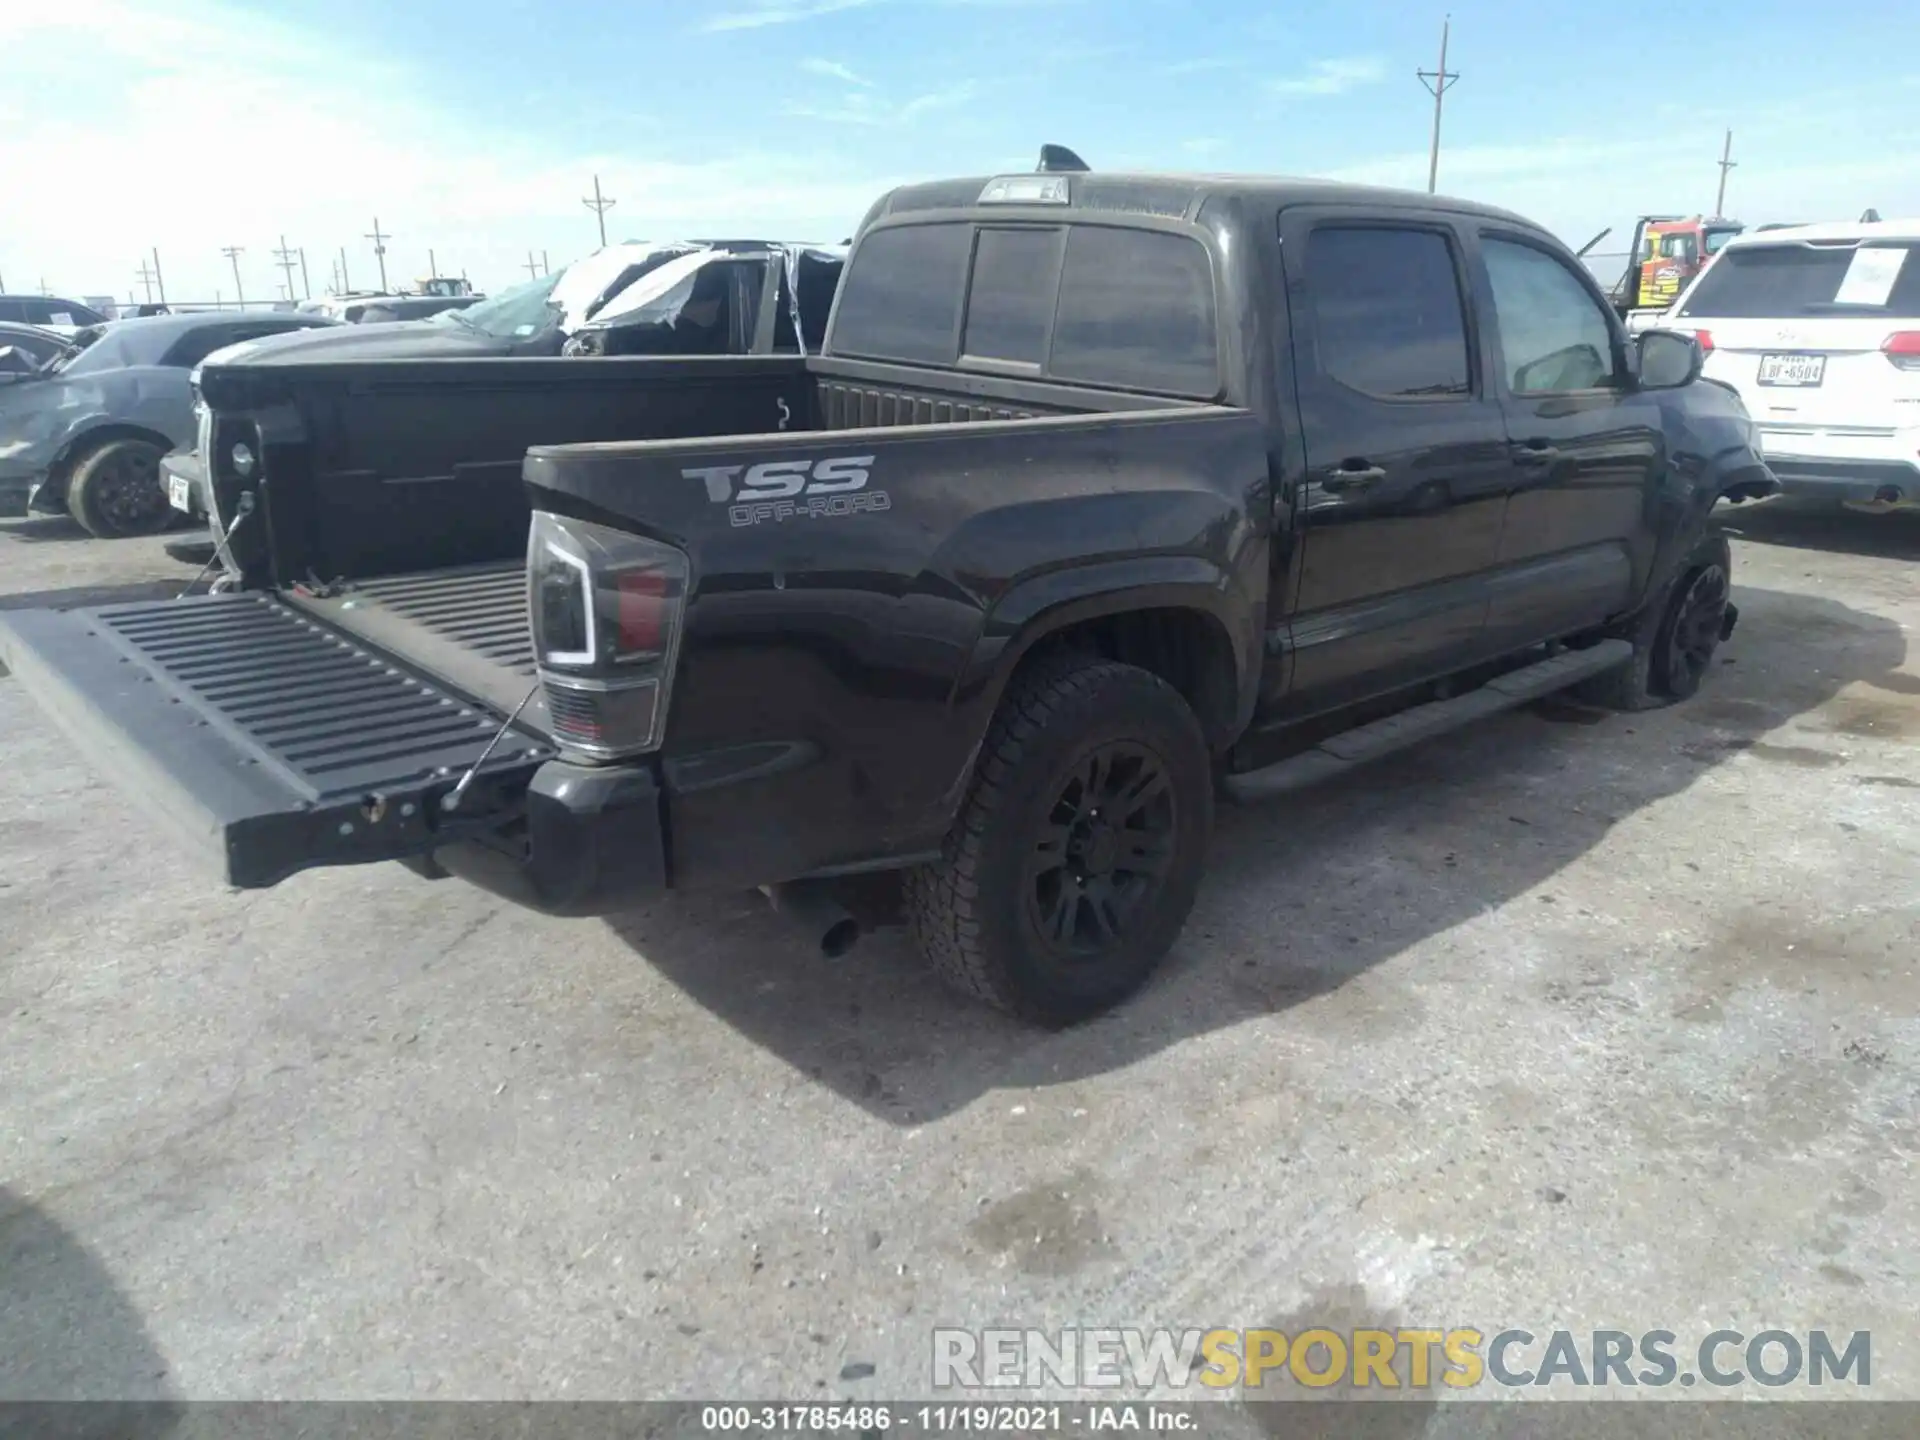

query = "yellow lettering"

[1197,1329,1240,1389]
[1243,1330,1286,1389]
[1444,1329,1486,1388]
[1353,1330,1400,1388]
[1397,1329,1443,1387]
[1290,1329,1348,1389]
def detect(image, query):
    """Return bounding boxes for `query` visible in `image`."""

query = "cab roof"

[864,171,1541,233]
[1724,217,1920,248]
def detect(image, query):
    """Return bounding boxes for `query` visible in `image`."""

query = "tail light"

[1688,329,1714,355]
[1882,332,1920,371]
[528,510,689,759]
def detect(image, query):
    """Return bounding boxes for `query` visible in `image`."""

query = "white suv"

[1664,218,1920,511]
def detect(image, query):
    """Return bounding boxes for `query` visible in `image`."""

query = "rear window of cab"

[828,220,1220,397]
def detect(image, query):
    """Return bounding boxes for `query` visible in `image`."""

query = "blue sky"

[5,0,1919,303]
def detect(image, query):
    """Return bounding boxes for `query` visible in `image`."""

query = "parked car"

[1664,217,1920,511]
[0,310,338,534]
[0,294,111,336]
[0,166,1774,1025]
[162,240,846,557]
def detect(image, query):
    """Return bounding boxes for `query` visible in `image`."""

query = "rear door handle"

[1321,464,1387,493]
[1512,442,1560,467]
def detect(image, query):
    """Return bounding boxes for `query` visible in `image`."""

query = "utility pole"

[1417,15,1460,195]
[222,245,246,307]
[151,247,167,306]
[524,250,542,280]
[134,257,158,304]
[365,217,390,292]
[428,247,438,279]
[582,174,616,247]
[298,247,311,300]
[338,246,351,294]
[1714,129,1737,217]
[273,235,300,303]
[542,250,551,275]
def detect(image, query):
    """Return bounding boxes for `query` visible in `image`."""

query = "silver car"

[0,311,336,536]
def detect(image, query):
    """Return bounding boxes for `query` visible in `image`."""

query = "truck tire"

[905,654,1213,1026]
[67,437,173,539]
[1574,531,1734,710]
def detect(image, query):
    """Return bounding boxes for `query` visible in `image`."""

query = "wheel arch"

[43,423,176,508]
[966,556,1261,755]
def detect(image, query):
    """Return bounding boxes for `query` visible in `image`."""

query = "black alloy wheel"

[1656,561,1730,699]
[1025,741,1179,957]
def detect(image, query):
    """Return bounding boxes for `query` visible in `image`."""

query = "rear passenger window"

[1305,227,1471,398]
[1050,228,1218,396]
[832,223,972,364]
[963,228,1062,366]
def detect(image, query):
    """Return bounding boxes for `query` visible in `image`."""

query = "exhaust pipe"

[761,881,861,959]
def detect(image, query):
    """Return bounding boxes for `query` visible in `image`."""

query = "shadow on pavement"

[1720,496,1920,560]
[0,516,91,545]
[0,1185,180,1433]
[606,583,1909,1125]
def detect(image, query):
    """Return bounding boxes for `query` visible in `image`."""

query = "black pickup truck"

[0,168,1775,1025]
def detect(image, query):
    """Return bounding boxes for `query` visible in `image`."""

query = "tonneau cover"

[0,593,550,887]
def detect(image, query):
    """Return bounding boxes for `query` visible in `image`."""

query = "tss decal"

[683,455,891,528]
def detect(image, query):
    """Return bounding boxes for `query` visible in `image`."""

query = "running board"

[1223,640,1633,804]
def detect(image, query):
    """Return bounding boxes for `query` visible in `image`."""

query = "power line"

[221,245,246,308]
[365,217,391,292]
[1417,15,1461,195]
[1714,130,1737,217]
[582,174,616,248]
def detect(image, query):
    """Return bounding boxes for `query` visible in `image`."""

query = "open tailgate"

[0,592,551,888]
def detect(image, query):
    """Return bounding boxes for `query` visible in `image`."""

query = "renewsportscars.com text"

[931,1327,1871,1391]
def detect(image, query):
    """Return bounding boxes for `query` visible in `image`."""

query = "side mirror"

[1636,329,1704,390]
[0,345,37,381]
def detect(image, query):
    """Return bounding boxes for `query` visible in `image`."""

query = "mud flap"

[0,593,553,888]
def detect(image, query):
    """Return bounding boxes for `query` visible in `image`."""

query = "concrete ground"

[1,502,1915,1408]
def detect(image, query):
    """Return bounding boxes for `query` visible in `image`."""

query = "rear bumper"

[160,451,207,519]
[1761,455,1920,506]
[431,759,669,916]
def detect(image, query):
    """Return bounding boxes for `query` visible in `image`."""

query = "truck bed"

[283,562,541,724]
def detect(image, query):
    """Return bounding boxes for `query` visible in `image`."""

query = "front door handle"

[1512,442,1561,467]
[1322,464,1387,493]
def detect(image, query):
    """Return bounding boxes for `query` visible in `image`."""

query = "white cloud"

[701,0,1066,31]
[1270,56,1385,97]
[785,80,979,127]
[702,0,879,33]
[0,0,894,303]
[802,57,873,87]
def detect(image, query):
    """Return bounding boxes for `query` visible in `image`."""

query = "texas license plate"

[168,472,191,513]
[1757,353,1825,386]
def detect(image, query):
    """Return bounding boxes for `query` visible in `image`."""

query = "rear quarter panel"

[525,406,1269,886]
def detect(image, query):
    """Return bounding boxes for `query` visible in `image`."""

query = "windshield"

[431,270,562,338]
[1678,241,1920,318]
[1705,228,1741,255]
